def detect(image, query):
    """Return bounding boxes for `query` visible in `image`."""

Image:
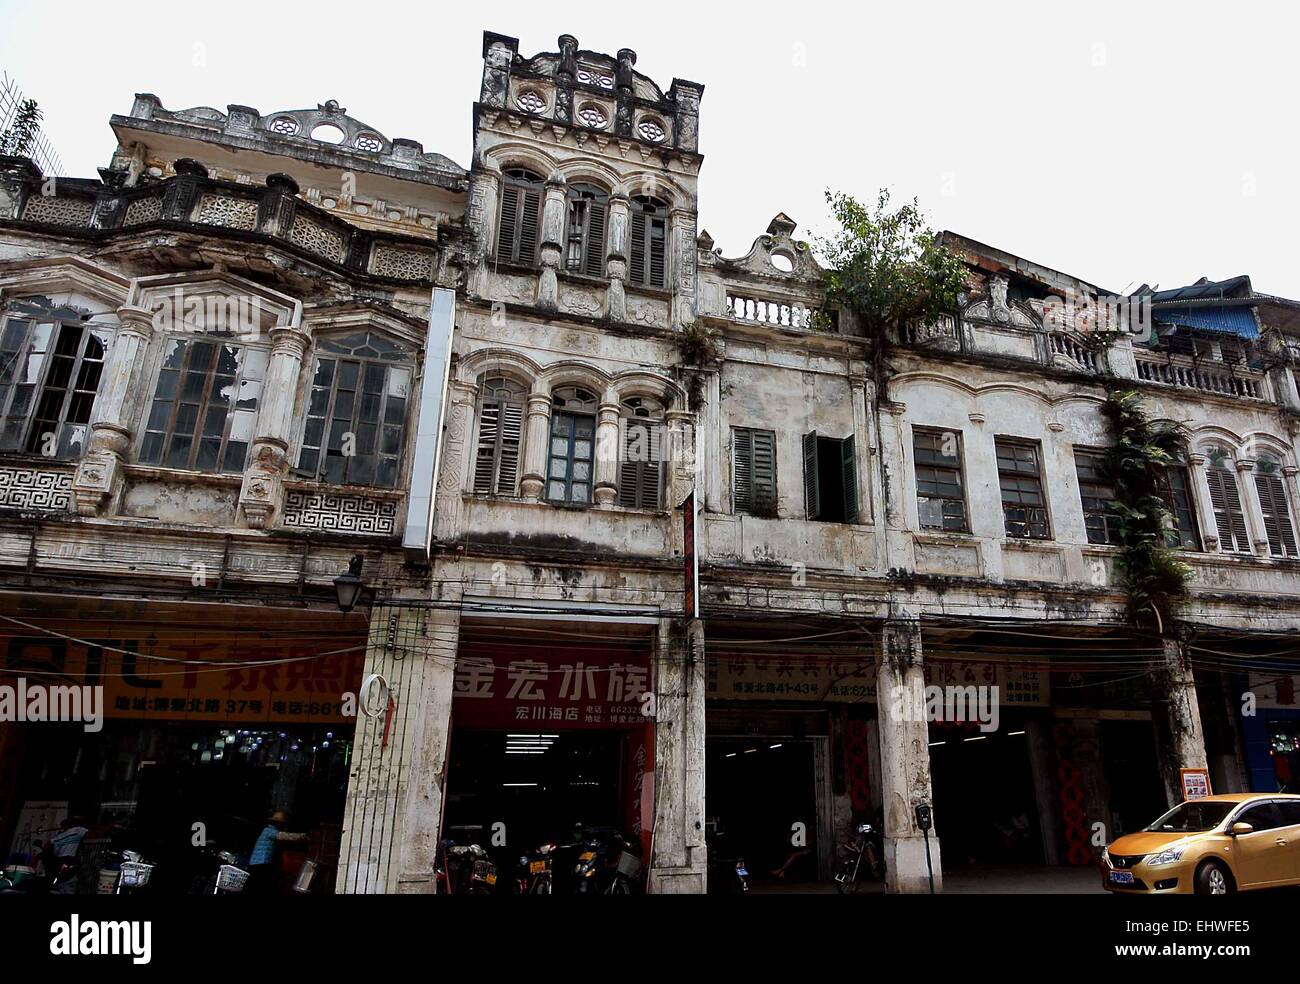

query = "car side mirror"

[1230,822,1254,836]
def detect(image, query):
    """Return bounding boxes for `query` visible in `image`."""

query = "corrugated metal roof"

[1154,305,1259,339]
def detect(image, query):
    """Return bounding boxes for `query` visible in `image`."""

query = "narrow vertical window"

[617,396,663,509]
[297,332,412,489]
[566,183,609,278]
[996,438,1050,539]
[1157,463,1201,550]
[733,427,776,515]
[913,428,967,532]
[473,377,526,495]
[1205,451,1250,553]
[495,168,544,267]
[547,386,598,505]
[802,431,858,523]
[1254,456,1298,557]
[628,195,668,288]
[1073,449,1120,545]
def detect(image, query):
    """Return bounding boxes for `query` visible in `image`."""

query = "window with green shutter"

[617,396,663,509]
[802,431,858,524]
[733,427,776,515]
[472,377,526,496]
[495,168,544,267]
[1254,457,1298,557]
[629,195,668,288]
[566,183,609,278]
[1205,451,1251,553]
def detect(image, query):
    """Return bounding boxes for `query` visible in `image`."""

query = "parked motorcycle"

[834,822,883,894]
[437,841,498,895]
[572,827,641,895]
[516,841,559,894]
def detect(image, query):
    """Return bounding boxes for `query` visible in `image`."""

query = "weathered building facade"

[2,30,1299,894]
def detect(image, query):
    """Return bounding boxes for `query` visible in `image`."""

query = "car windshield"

[1144,801,1236,833]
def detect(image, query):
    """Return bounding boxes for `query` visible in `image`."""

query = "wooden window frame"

[565,183,609,278]
[495,168,544,268]
[1254,459,1298,557]
[1074,448,1121,546]
[1205,452,1251,553]
[913,427,968,533]
[803,430,859,524]
[733,426,776,515]
[996,437,1051,540]
[628,195,668,289]
[472,377,526,496]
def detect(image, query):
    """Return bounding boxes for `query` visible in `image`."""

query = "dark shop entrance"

[928,715,1045,869]
[706,736,820,884]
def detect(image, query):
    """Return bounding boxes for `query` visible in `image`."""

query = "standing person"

[248,811,307,894]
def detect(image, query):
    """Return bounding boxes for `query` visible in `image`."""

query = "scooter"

[572,828,641,894]
[834,822,883,894]
[437,841,497,894]
[705,821,749,894]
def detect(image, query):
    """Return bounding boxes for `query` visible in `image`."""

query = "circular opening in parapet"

[769,251,795,273]
[310,123,347,144]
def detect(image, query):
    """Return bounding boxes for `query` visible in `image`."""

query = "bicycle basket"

[615,851,642,879]
[216,864,250,892]
[119,861,154,889]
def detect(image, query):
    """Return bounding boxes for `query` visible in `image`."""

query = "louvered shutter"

[583,200,607,277]
[803,432,821,520]
[841,435,859,524]
[649,217,667,288]
[733,428,754,512]
[619,419,661,508]
[472,401,500,493]
[1207,468,1250,552]
[518,188,541,266]
[752,430,776,511]
[496,401,523,494]
[629,210,647,286]
[495,184,520,263]
[1255,473,1298,556]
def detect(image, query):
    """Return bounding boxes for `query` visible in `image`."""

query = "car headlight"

[1146,848,1184,866]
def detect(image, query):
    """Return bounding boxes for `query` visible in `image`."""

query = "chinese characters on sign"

[452,655,650,728]
[1181,768,1212,801]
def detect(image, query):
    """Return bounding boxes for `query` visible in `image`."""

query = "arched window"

[1204,448,1250,553]
[0,298,112,459]
[297,331,413,488]
[628,195,668,288]
[495,168,544,267]
[547,385,598,505]
[618,395,664,509]
[1254,454,1298,557]
[473,376,526,495]
[566,183,609,277]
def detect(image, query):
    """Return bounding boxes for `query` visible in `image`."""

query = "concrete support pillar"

[239,325,309,529]
[535,176,567,312]
[593,399,620,508]
[336,603,459,894]
[849,377,873,524]
[519,388,551,502]
[605,194,630,322]
[1152,634,1210,810]
[875,617,942,893]
[71,304,153,516]
[436,380,478,539]
[648,617,707,893]
[1186,453,1220,551]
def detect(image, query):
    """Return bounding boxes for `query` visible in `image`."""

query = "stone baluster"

[239,326,310,529]
[519,388,552,502]
[71,305,155,516]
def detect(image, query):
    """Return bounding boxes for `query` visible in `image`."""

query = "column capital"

[115,304,156,339]
[269,324,311,358]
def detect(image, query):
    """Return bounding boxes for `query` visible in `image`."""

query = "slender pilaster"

[593,400,621,507]
[519,389,551,501]
[606,194,630,322]
[535,175,567,312]
[239,326,309,529]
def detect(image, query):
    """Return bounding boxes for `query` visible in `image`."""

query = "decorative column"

[605,193,630,322]
[648,617,707,893]
[1236,457,1269,555]
[669,206,697,329]
[850,377,873,524]
[593,398,621,508]
[875,616,943,893]
[519,387,552,502]
[1151,632,1210,810]
[465,170,498,298]
[337,602,460,893]
[239,326,309,529]
[71,304,155,516]
[436,380,478,540]
[535,175,567,312]
[1186,453,1220,551]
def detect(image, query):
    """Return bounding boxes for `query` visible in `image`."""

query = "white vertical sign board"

[403,288,457,564]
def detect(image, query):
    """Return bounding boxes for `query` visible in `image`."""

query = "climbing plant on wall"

[1100,389,1193,630]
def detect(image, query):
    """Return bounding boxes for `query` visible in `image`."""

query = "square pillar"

[1152,634,1210,810]
[875,617,942,893]
[336,603,458,894]
[648,617,707,893]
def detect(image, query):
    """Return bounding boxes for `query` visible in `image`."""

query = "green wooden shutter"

[518,187,542,266]
[618,419,661,509]
[583,200,607,278]
[629,210,647,285]
[803,431,820,520]
[752,430,776,512]
[495,183,520,262]
[841,435,858,524]
[733,427,753,512]
[1207,468,1249,552]
[1255,473,1298,556]
[649,216,667,287]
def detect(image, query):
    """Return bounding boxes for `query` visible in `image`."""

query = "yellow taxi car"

[1102,793,1300,895]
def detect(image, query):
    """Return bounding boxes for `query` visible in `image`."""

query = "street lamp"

[333,554,365,613]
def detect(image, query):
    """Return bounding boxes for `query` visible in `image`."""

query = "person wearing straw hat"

[248,810,307,894]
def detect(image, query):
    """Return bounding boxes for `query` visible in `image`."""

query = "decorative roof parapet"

[111,94,467,191]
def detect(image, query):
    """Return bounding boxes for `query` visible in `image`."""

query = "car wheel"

[1194,860,1233,895]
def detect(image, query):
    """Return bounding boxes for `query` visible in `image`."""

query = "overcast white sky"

[2,0,1297,296]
